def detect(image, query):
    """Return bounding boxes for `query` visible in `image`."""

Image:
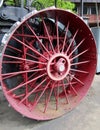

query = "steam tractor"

[0,0,97,120]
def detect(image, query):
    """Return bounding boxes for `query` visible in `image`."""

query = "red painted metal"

[0,8,97,120]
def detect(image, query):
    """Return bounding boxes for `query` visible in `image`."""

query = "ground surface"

[0,75,100,130]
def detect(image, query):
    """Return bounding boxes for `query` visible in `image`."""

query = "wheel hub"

[47,53,70,81]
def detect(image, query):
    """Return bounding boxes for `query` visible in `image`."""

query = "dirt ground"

[0,75,100,130]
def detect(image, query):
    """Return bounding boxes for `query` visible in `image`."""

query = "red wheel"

[0,8,97,120]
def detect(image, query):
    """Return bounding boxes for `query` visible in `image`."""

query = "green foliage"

[36,0,75,11]
[58,1,75,10]
[5,0,75,11]
[5,0,14,5]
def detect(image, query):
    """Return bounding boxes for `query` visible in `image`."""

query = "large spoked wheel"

[0,8,97,120]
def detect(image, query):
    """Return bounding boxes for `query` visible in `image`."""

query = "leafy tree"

[5,0,14,5]
[35,0,75,11]
[4,0,75,11]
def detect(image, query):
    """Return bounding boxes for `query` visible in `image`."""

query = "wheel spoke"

[22,32,29,105]
[2,67,38,80]
[44,82,56,113]
[71,68,89,74]
[59,82,77,86]
[71,60,90,66]
[2,67,46,77]
[24,73,28,105]
[70,49,89,61]
[56,82,60,110]
[25,21,52,57]
[69,83,79,96]
[7,45,22,53]
[68,38,85,57]
[18,77,48,105]
[13,93,25,99]
[62,22,69,52]
[2,61,23,64]
[24,40,41,60]
[26,52,39,60]
[65,29,79,54]
[53,87,59,110]
[7,37,38,59]
[30,80,51,111]
[12,36,48,60]
[42,18,55,53]
[7,72,47,94]
[62,80,69,104]
[69,73,84,86]
[3,54,47,65]
[14,33,49,39]
[55,16,60,52]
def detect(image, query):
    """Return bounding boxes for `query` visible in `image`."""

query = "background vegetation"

[5,0,75,11]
